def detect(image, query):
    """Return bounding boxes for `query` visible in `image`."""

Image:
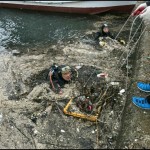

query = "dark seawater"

[0,8,129,54]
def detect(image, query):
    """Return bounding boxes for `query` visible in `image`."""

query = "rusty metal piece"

[63,97,98,122]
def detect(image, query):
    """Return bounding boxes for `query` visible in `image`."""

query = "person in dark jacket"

[48,64,77,94]
[95,23,125,46]
[95,23,114,41]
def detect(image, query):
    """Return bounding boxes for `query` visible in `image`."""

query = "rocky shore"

[0,7,150,149]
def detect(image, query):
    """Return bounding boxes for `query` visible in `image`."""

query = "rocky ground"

[0,7,150,149]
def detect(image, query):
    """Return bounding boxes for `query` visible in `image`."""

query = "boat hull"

[0,1,136,14]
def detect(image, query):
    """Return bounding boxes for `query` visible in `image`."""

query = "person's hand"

[132,3,147,16]
[59,89,63,95]
[53,88,63,94]
[139,6,150,25]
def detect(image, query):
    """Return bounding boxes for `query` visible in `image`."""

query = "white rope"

[116,17,144,67]
[128,15,140,42]
[114,3,137,40]
[115,14,132,40]
[83,66,97,87]
[120,26,147,68]
[125,48,129,92]
[127,18,143,46]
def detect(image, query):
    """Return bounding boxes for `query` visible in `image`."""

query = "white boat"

[0,1,137,14]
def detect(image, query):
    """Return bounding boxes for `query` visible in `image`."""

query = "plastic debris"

[110,82,119,86]
[92,130,95,134]
[118,89,125,95]
[12,50,20,55]
[61,129,65,133]
[33,129,38,135]
[97,73,108,78]
[126,65,132,69]
[75,65,82,70]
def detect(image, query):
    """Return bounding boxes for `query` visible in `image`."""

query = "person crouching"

[48,65,73,94]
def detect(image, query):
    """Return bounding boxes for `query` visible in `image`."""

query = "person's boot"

[132,96,150,109]
[137,82,150,92]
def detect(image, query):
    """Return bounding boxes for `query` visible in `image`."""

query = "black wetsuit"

[48,65,76,93]
[95,25,114,41]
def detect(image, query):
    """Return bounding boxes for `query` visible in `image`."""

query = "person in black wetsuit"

[95,23,125,45]
[95,23,114,41]
[48,64,76,94]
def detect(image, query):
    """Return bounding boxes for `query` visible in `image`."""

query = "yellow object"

[63,97,98,122]
[99,41,106,47]
[119,39,126,45]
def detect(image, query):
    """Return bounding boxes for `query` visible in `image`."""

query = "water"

[0,8,129,54]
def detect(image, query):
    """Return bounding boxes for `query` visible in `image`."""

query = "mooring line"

[116,18,143,67]
[128,15,140,42]
[120,26,147,68]
[115,14,132,40]
[115,3,137,40]
[115,25,147,128]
